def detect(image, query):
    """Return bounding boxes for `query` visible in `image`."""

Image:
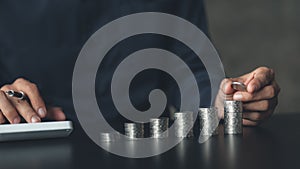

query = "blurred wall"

[205,0,300,114]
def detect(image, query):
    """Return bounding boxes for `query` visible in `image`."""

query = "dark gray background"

[206,0,300,114]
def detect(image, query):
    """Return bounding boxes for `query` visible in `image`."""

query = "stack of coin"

[150,117,169,138]
[198,107,219,136]
[100,132,120,142]
[224,101,243,134]
[174,112,194,138]
[124,123,144,139]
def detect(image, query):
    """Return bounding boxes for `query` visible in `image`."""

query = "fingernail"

[38,108,46,117]
[31,115,41,123]
[225,82,231,90]
[233,93,243,100]
[13,117,20,124]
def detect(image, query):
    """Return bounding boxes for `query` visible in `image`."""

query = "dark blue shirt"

[0,0,210,121]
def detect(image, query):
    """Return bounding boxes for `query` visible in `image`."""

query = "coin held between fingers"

[231,82,247,92]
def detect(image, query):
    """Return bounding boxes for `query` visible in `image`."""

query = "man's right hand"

[0,78,66,124]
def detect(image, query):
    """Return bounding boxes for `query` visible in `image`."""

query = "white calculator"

[0,121,73,142]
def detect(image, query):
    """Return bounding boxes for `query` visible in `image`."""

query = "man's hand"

[0,78,66,124]
[215,67,280,126]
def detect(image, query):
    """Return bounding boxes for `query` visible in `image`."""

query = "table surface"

[0,113,299,169]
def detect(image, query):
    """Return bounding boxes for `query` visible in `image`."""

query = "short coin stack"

[198,107,219,136]
[100,132,120,142]
[124,123,144,139]
[150,117,169,138]
[224,101,243,134]
[174,111,194,138]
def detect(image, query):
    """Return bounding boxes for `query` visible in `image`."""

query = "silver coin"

[224,113,243,134]
[224,101,243,134]
[224,100,243,113]
[199,107,219,136]
[231,81,247,91]
[100,132,120,142]
[124,123,144,139]
[150,117,169,138]
[174,112,194,138]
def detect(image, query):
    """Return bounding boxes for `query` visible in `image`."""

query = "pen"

[5,90,27,100]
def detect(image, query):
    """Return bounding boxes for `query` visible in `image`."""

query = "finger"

[46,107,66,121]
[272,80,281,94]
[243,100,269,112]
[0,110,6,124]
[243,108,274,126]
[243,112,269,122]
[10,98,41,123]
[13,78,47,118]
[243,119,259,126]
[221,78,236,95]
[233,84,279,102]
[0,90,20,124]
[243,97,278,112]
[247,67,275,93]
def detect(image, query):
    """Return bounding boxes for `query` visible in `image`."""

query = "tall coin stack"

[150,117,169,138]
[199,107,219,136]
[174,112,194,138]
[124,123,144,139]
[224,101,243,134]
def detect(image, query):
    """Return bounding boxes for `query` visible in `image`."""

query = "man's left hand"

[215,67,280,126]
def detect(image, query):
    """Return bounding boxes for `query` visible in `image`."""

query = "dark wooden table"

[0,113,299,169]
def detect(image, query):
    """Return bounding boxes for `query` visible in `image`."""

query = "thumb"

[221,78,236,95]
